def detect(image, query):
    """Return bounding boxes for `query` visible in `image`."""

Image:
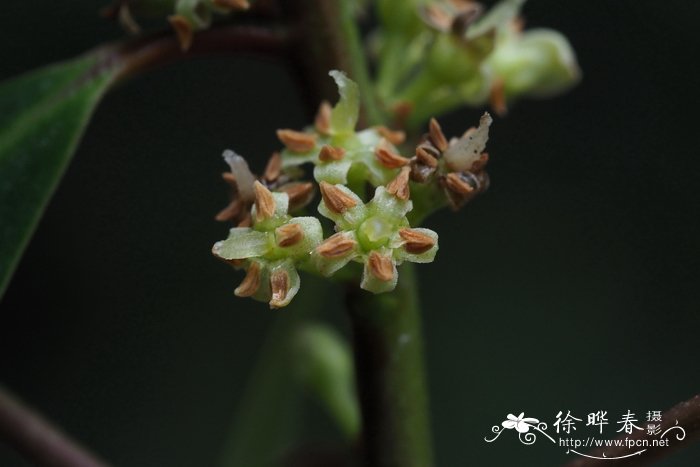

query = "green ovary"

[357,216,393,251]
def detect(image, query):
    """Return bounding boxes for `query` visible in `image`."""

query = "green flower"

[376,0,579,121]
[212,180,323,308]
[312,171,439,293]
[279,71,407,187]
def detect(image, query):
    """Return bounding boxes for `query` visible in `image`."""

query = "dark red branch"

[565,395,700,467]
[0,386,110,467]
[104,24,291,84]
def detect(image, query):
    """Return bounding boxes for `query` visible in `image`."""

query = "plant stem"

[564,394,700,467]
[284,0,384,127]
[0,385,110,467]
[345,263,434,467]
[286,3,436,465]
[104,24,291,84]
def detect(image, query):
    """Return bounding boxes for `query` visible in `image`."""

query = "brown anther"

[470,152,489,172]
[269,269,289,308]
[314,100,333,135]
[117,3,141,34]
[319,182,357,213]
[410,160,436,183]
[429,118,449,152]
[450,1,483,36]
[375,126,406,145]
[279,182,314,210]
[253,181,276,221]
[415,146,439,168]
[221,172,237,186]
[275,223,304,248]
[263,152,282,182]
[375,144,410,169]
[489,78,508,116]
[420,4,453,32]
[316,233,357,258]
[368,252,394,282]
[276,129,317,153]
[212,0,250,10]
[237,213,252,228]
[226,258,245,268]
[215,198,242,222]
[399,228,436,254]
[445,172,475,195]
[386,167,411,201]
[168,15,194,51]
[417,140,442,158]
[234,262,261,297]
[318,145,346,162]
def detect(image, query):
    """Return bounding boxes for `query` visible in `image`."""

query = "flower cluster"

[212,71,492,308]
[376,0,579,122]
[278,71,408,187]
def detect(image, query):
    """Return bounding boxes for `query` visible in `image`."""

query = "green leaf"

[0,52,118,297]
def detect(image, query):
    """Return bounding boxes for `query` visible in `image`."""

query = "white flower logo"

[502,413,539,433]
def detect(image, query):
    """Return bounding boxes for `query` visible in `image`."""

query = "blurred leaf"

[218,276,334,467]
[292,323,360,440]
[0,52,118,297]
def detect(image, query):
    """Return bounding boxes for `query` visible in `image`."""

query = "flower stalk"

[346,263,434,467]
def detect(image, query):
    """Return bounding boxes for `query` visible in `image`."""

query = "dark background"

[2,1,700,466]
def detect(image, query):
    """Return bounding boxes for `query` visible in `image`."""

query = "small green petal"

[360,251,398,294]
[213,228,271,260]
[392,228,439,264]
[250,259,272,303]
[329,70,360,136]
[275,216,324,259]
[280,145,322,168]
[312,232,361,277]
[314,159,353,184]
[318,184,367,231]
[269,259,301,308]
[253,192,290,231]
[369,186,413,220]
[354,129,398,186]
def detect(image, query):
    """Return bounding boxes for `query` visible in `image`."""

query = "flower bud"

[377,0,431,36]
[488,28,580,99]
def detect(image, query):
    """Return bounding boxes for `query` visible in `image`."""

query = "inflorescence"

[212,71,493,308]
